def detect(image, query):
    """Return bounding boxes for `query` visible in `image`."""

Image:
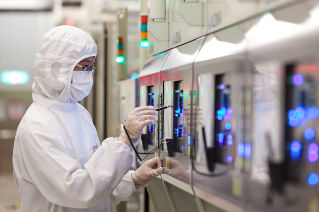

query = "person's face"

[74,56,96,71]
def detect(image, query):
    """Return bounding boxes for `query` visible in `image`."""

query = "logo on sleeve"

[92,145,99,152]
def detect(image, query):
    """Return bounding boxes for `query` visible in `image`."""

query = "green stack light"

[116,55,125,63]
[116,37,125,64]
[140,40,150,48]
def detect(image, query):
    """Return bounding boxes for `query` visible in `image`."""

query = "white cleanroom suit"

[12,25,162,212]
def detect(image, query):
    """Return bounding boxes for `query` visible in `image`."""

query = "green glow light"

[156,52,164,56]
[0,70,30,85]
[131,73,139,79]
[140,40,149,48]
[116,55,125,63]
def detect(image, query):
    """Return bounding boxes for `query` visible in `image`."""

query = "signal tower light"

[116,36,125,63]
[140,15,149,48]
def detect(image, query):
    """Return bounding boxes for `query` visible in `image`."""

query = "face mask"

[70,71,93,102]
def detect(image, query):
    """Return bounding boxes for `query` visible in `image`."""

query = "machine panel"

[159,38,204,173]
[246,9,319,211]
[214,74,234,165]
[132,3,319,212]
[192,57,250,209]
[138,52,170,160]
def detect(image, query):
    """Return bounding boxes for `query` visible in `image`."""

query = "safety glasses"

[75,64,96,74]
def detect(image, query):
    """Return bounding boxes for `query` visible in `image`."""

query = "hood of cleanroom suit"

[13,26,136,212]
[32,25,97,102]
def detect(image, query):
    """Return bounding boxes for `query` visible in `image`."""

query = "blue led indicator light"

[217,109,226,117]
[227,134,233,145]
[188,136,191,146]
[288,120,298,127]
[217,115,223,120]
[226,155,233,162]
[245,144,251,159]
[288,107,306,127]
[290,141,302,159]
[238,142,244,157]
[295,107,306,120]
[218,133,224,145]
[292,74,304,86]
[219,84,226,90]
[295,107,305,119]
[308,143,319,163]
[307,172,319,186]
[304,128,316,140]
[288,109,293,118]
[225,123,231,130]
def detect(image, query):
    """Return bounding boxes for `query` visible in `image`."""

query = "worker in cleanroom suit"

[12,25,165,212]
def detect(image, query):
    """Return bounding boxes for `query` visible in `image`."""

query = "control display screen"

[214,74,234,164]
[147,86,155,143]
[173,81,186,152]
[285,64,319,185]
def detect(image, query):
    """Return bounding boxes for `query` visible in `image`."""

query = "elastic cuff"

[120,125,132,146]
[129,170,138,191]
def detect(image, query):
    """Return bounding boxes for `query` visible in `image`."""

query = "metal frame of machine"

[115,1,319,211]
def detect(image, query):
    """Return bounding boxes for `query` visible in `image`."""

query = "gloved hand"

[119,106,157,146]
[163,157,189,182]
[131,157,167,189]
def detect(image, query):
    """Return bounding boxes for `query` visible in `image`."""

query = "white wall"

[0,0,53,10]
[0,11,53,91]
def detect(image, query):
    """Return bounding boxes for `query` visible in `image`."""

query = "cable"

[123,124,142,161]
[139,143,164,161]
[191,158,230,177]
[123,124,164,161]
[190,127,230,177]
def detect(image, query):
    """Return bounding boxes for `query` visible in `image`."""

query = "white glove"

[119,106,157,146]
[131,157,167,189]
[163,157,189,182]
